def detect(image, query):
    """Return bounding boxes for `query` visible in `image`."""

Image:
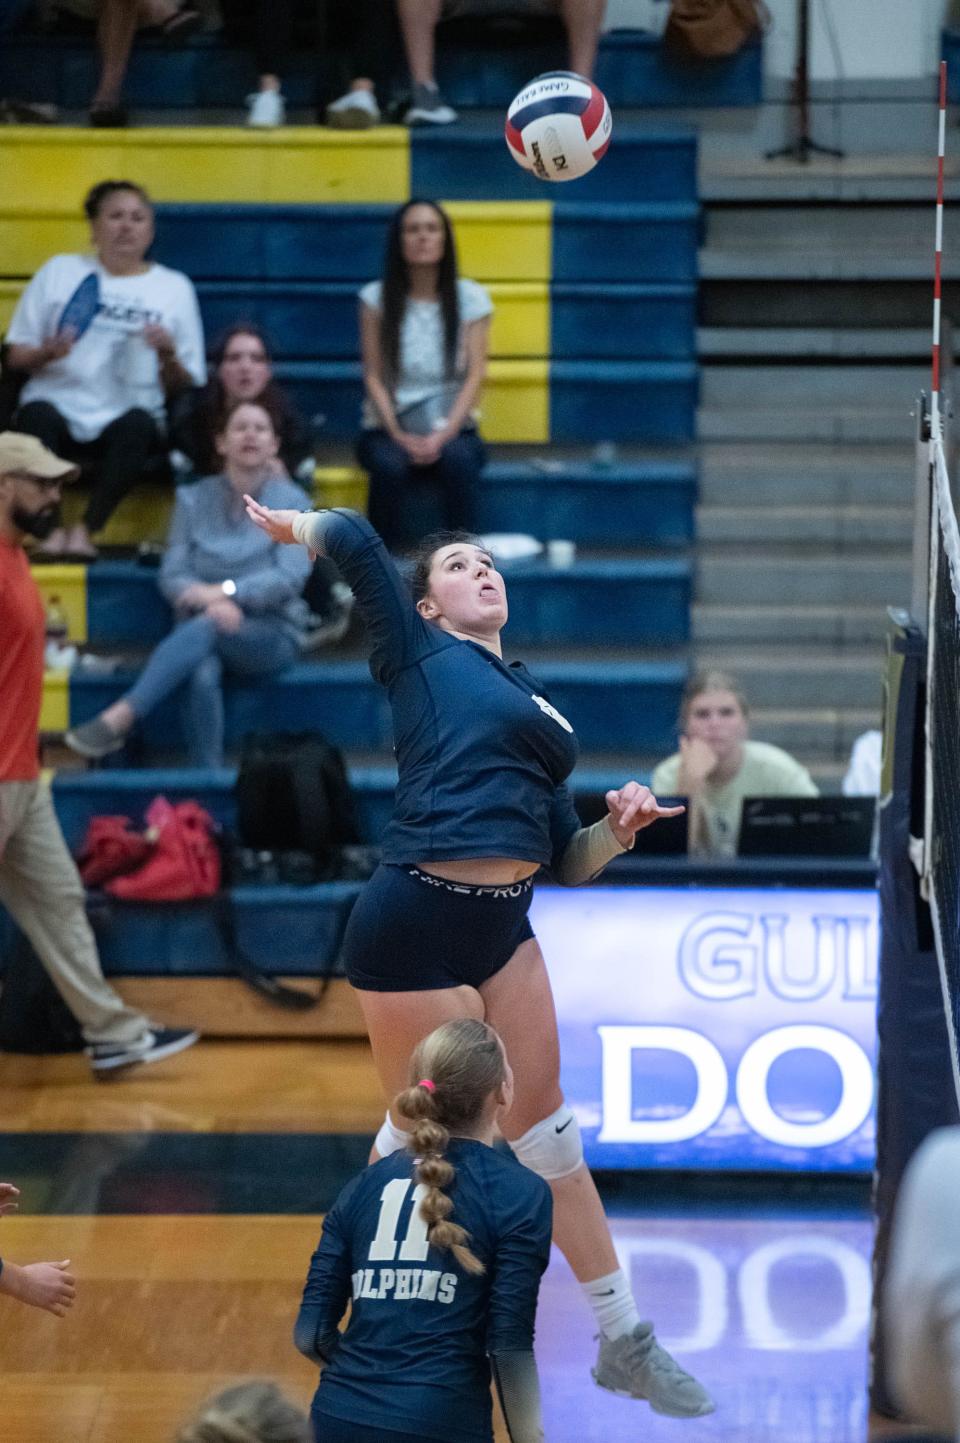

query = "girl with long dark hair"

[356,200,491,553]
[172,323,313,484]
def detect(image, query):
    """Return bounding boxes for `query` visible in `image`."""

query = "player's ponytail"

[394,1018,508,1277]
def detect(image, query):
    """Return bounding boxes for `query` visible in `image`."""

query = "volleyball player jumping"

[246,499,715,1419]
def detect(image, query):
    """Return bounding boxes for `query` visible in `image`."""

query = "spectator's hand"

[204,598,244,633]
[415,431,448,466]
[605,783,685,848]
[142,324,176,360]
[42,330,76,365]
[5,1260,76,1317]
[0,1183,20,1218]
[243,496,301,546]
[395,431,435,466]
[178,583,224,611]
[678,736,719,791]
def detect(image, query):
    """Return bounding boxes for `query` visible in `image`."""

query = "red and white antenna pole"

[932,59,948,444]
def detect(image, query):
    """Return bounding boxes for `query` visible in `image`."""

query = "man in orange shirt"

[0,431,198,1075]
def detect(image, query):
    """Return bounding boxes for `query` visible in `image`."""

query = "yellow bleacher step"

[447,202,552,282]
[40,669,69,733]
[313,466,368,512]
[61,483,173,548]
[0,128,411,209]
[484,359,549,443]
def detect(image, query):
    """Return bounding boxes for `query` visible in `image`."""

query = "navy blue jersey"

[296,1140,552,1442]
[314,509,581,867]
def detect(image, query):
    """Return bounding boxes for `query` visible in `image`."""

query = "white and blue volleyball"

[505,71,612,183]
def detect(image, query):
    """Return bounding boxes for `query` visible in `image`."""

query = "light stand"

[766,0,844,163]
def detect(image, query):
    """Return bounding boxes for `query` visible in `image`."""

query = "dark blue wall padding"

[69,661,393,754]
[194,280,695,362]
[596,31,763,109]
[870,617,960,1415]
[50,761,654,864]
[495,559,691,646]
[411,126,697,204]
[551,284,695,360]
[84,555,690,649]
[69,657,684,755]
[552,204,699,284]
[153,206,393,283]
[90,883,362,977]
[0,32,760,112]
[550,361,698,442]
[480,459,697,546]
[153,202,699,286]
[274,359,699,442]
[88,561,172,646]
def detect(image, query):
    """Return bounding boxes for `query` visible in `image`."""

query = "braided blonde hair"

[176,1383,311,1443]
[394,1019,507,1277]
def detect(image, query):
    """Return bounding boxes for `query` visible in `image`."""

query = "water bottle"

[45,595,69,645]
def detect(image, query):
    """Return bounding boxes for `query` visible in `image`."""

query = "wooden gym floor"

[0,1040,888,1443]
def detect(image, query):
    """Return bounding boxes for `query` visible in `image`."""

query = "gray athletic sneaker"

[592,1322,715,1417]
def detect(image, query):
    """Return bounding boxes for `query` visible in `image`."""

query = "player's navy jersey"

[296,1139,552,1442]
[314,510,581,868]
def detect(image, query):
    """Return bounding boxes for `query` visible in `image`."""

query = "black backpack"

[235,731,361,878]
[0,932,84,1054]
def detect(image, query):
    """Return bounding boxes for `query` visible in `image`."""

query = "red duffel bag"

[106,797,221,901]
[77,815,155,889]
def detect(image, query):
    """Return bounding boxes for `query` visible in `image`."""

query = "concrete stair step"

[698,406,919,444]
[698,327,935,361]
[701,363,926,408]
[697,504,912,546]
[697,549,911,605]
[748,707,882,760]
[696,648,885,709]
[694,603,891,645]
[704,203,942,253]
[698,441,914,505]
[700,249,960,281]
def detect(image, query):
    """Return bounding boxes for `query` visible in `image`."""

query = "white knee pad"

[508,1104,583,1181]
[374,1111,409,1159]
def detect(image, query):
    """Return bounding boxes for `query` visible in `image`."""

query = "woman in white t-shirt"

[357,200,492,552]
[6,179,205,560]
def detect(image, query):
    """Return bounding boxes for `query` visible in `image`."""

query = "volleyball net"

[923,432,960,1107]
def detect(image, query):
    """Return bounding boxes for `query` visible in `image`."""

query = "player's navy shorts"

[342,863,536,992]
[313,1411,454,1443]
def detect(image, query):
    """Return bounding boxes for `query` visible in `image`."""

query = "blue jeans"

[124,613,299,768]
[356,427,486,553]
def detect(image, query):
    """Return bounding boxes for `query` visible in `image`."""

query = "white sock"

[581,1268,641,1341]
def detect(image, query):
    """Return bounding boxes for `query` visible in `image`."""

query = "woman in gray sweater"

[66,400,311,767]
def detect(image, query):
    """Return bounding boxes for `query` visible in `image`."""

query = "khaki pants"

[0,780,147,1047]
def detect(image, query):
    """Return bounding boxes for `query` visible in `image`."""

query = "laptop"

[574,792,689,856]
[737,796,876,858]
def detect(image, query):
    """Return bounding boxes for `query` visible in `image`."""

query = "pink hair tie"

[417,1079,436,1092]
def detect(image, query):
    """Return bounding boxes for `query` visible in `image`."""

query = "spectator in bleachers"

[0,428,199,1074]
[224,0,396,129]
[49,0,203,126]
[6,179,205,561]
[171,323,314,486]
[175,1383,311,1443]
[397,0,606,125]
[651,669,818,857]
[358,200,491,554]
[65,400,312,767]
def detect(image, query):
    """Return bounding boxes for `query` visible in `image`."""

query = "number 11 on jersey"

[368,1178,431,1261]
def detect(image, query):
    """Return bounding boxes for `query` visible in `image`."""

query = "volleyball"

[504,71,612,183]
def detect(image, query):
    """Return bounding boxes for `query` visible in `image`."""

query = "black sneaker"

[404,83,458,126]
[88,1027,200,1077]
